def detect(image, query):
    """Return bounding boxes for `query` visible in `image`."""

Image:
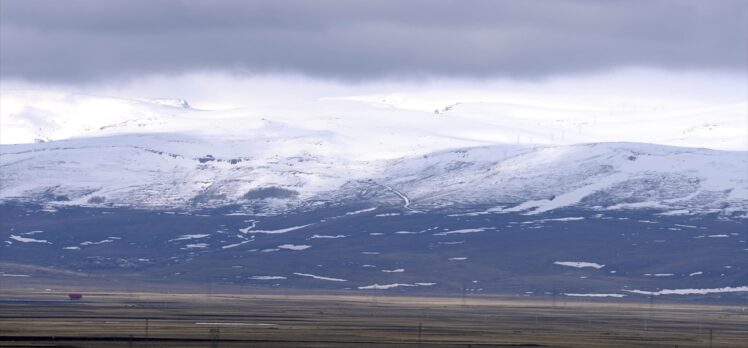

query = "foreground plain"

[0,291,746,347]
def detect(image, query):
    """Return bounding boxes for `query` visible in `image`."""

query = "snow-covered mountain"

[1,91,746,216]
[3,90,746,153]
[1,91,747,297]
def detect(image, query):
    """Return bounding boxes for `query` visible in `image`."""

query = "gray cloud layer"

[1,0,746,82]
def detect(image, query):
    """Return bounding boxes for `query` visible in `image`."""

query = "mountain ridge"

[1,134,746,218]
[1,91,746,298]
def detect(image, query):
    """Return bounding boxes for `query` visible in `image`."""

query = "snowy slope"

[1,134,746,216]
[0,134,368,210]
[380,143,748,215]
[2,90,746,154]
[1,91,746,215]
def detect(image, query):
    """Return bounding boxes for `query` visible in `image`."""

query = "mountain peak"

[148,98,191,109]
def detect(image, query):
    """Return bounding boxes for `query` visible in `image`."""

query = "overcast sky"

[1,0,746,83]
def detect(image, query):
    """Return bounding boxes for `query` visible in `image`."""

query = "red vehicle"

[68,293,83,300]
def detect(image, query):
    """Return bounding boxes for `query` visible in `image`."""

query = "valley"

[2,204,745,300]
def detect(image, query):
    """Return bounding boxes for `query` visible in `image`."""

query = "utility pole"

[551,288,557,310]
[210,327,220,348]
[649,294,655,319]
[417,322,423,347]
[145,318,150,348]
[461,285,467,307]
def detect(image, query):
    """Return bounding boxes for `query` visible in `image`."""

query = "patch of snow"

[357,282,435,290]
[554,261,605,269]
[10,235,50,244]
[309,234,347,239]
[381,184,412,210]
[358,283,412,290]
[625,286,748,296]
[358,283,414,290]
[169,234,210,242]
[448,257,468,261]
[222,240,252,249]
[80,239,114,246]
[674,224,698,229]
[564,293,626,298]
[63,246,80,250]
[433,228,489,236]
[184,243,208,249]
[293,272,346,282]
[524,217,586,224]
[644,273,674,277]
[382,268,404,273]
[658,209,693,216]
[238,220,258,233]
[345,207,377,215]
[530,174,630,214]
[548,217,585,221]
[248,224,311,234]
[250,276,287,280]
[448,206,507,217]
[278,244,311,251]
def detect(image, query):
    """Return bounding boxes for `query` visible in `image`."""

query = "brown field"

[0,290,746,347]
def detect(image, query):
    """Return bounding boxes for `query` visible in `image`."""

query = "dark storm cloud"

[1,0,746,82]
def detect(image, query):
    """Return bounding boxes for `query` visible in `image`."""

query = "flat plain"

[0,290,746,347]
